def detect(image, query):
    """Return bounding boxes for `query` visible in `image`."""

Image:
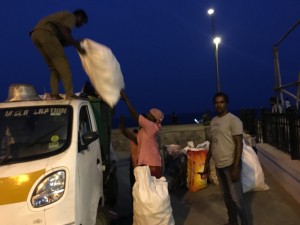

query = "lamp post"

[213,37,221,92]
[207,8,216,36]
[207,8,221,92]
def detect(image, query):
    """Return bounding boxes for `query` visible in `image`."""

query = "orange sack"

[186,148,208,192]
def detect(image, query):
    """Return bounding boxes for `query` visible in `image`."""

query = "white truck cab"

[0,84,116,225]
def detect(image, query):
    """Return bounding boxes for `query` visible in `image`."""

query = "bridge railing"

[240,108,300,160]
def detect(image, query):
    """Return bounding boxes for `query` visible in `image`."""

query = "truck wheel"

[96,207,110,225]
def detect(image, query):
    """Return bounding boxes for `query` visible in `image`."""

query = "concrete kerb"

[256,143,300,204]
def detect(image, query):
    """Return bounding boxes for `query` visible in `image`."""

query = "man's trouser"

[31,28,74,96]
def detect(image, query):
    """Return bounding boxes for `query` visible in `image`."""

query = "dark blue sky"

[1,0,299,117]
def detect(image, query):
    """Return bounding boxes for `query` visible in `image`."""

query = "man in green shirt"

[30,9,88,99]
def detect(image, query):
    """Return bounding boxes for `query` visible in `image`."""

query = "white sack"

[132,166,175,225]
[242,142,269,193]
[78,39,125,107]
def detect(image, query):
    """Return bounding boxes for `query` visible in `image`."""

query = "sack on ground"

[132,166,175,225]
[242,142,269,193]
[163,145,187,191]
[186,143,208,192]
[78,38,125,108]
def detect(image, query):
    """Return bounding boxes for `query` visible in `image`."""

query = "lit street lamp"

[207,8,216,36]
[207,8,221,92]
[213,37,221,92]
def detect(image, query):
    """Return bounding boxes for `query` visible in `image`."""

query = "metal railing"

[240,108,300,160]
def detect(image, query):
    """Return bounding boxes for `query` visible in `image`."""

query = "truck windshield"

[0,106,72,164]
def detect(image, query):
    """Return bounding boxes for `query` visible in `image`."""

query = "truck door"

[78,105,102,224]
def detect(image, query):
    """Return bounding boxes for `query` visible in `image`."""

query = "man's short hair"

[213,92,229,103]
[73,9,88,24]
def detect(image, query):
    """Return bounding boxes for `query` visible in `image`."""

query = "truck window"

[78,106,92,151]
[0,106,72,163]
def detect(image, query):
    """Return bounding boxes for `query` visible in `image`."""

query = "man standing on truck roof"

[30,9,88,100]
[120,89,164,179]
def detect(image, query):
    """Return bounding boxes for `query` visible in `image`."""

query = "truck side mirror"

[80,132,99,151]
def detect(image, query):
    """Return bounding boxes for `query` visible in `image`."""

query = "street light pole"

[213,37,221,92]
[207,8,221,92]
[207,8,216,36]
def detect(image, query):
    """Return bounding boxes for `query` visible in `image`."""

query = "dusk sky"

[1,0,300,118]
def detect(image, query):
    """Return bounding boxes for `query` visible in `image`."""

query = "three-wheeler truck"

[0,84,118,225]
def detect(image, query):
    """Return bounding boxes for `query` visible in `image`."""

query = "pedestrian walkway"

[170,167,300,225]
[113,151,300,225]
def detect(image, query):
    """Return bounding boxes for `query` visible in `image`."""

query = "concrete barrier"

[111,124,209,152]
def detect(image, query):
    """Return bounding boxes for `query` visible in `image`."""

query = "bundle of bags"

[182,140,269,193]
[163,144,187,191]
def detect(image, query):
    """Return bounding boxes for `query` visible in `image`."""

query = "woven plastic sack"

[186,147,208,192]
[242,142,269,193]
[78,39,125,108]
[132,166,175,225]
[195,141,218,185]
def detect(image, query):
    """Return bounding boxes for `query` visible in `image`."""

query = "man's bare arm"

[119,116,138,145]
[231,134,243,182]
[120,90,139,122]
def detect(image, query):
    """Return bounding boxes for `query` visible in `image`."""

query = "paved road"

[111,151,300,225]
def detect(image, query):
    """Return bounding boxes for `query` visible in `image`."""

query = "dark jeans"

[216,164,252,225]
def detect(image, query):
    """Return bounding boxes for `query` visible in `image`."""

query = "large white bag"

[78,39,125,108]
[242,142,269,193]
[132,166,175,225]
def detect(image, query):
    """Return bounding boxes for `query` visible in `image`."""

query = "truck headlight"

[31,170,66,208]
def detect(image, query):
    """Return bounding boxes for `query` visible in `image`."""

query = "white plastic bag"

[242,142,269,193]
[78,39,125,108]
[132,166,175,225]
